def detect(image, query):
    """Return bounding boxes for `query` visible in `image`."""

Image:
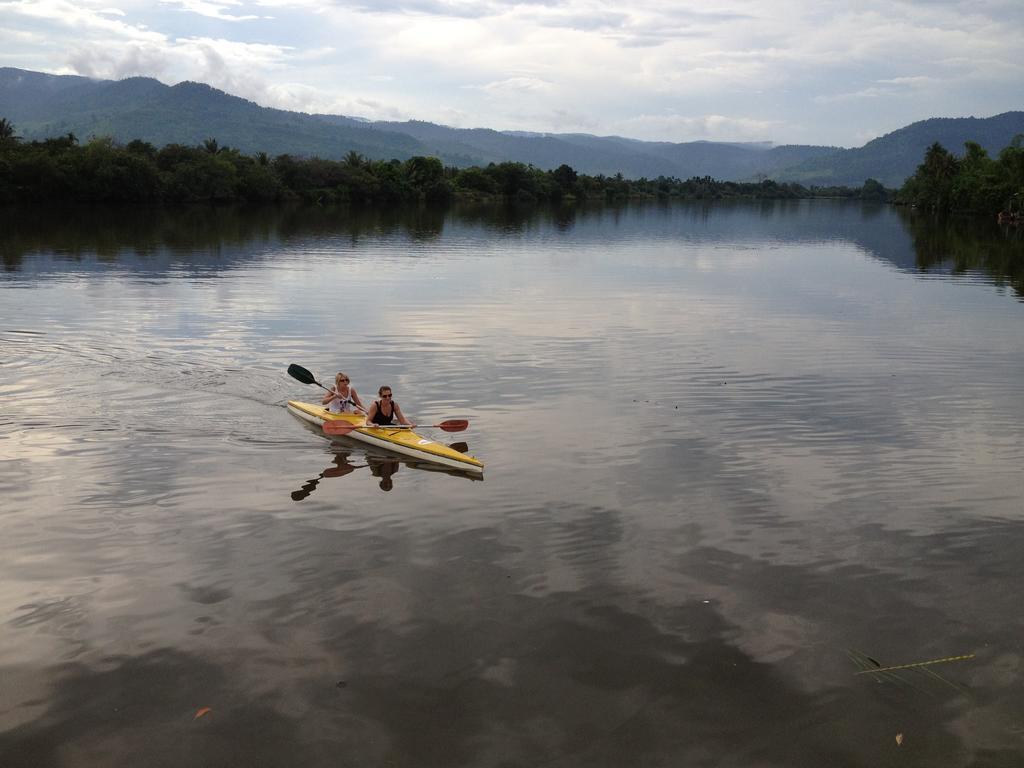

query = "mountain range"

[1,67,1021,187]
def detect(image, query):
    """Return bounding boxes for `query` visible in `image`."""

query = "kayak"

[286,401,484,475]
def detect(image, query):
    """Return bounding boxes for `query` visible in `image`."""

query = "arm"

[321,387,337,405]
[394,403,414,427]
[365,401,379,423]
[351,388,366,412]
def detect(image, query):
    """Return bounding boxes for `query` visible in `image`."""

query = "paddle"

[383,420,469,433]
[322,420,361,436]
[287,363,330,392]
[322,419,468,436]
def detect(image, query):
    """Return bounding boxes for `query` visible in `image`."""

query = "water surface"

[2,201,1023,767]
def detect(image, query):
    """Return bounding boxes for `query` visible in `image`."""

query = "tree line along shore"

[894,139,1023,223]
[0,117,1021,219]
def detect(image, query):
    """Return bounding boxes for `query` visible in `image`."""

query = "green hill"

[777,113,1024,187]
[0,67,840,180]
[0,69,430,162]
[2,67,1021,185]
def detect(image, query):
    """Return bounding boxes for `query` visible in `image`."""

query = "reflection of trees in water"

[7,202,1020,300]
[0,202,556,270]
[0,201,638,271]
[0,203,452,271]
[900,209,1024,298]
[1,203,273,271]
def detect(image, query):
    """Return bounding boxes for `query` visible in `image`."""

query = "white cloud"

[617,113,781,142]
[65,43,173,80]
[876,76,934,86]
[1,0,166,42]
[0,0,1021,145]
[55,31,294,103]
[161,0,261,21]
[475,76,553,96]
[813,77,939,105]
[258,81,409,119]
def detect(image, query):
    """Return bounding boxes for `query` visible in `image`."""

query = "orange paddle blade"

[435,420,469,432]
[322,420,361,436]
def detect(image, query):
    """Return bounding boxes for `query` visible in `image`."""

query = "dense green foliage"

[0,123,888,206]
[896,137,1024,217]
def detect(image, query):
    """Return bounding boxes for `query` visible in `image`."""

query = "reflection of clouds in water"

[693,246,781,273]
[3,201,1024,764]
[3,516,993,765]
[0,426,1018,765]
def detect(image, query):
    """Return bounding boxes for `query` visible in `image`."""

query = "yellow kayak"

[286,401,484,474]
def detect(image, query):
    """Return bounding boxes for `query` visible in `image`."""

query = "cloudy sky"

[0,0,1021,147]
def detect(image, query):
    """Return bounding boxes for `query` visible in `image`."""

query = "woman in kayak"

[322,372,365,414]
[366,385,414,427]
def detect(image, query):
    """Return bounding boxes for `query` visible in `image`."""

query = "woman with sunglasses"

[365,385,414,427]
[322,371,365,414]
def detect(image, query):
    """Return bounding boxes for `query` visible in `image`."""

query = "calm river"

[1,200,1023,767]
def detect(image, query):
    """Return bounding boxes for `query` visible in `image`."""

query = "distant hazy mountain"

[1,67,1021,186]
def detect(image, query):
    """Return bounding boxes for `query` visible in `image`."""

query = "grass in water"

[847,649,974,697]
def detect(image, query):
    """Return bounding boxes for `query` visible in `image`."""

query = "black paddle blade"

[287,363,317,385]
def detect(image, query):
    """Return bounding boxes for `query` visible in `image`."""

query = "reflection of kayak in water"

[367,455,400,492]
[290,451,366,501]
[286,401,485,475]
[289,447,476,501]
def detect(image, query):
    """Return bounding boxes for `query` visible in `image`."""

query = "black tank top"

[371,400,396,425]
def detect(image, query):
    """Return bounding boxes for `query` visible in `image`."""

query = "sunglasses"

[337,378,349,383]
[381,394,392,398]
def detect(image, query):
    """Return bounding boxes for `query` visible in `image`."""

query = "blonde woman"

[322,372,365,414]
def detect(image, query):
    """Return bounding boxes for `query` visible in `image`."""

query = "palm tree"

[919,142,960,211]
[0,117,19,143]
